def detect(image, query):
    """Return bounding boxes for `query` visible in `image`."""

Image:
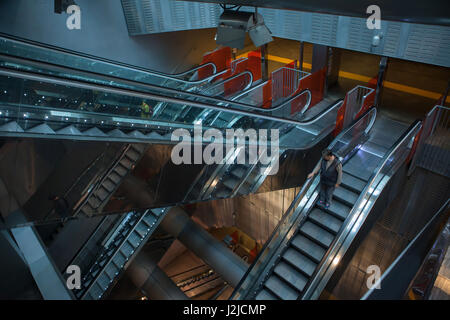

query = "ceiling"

[182,0,450,26]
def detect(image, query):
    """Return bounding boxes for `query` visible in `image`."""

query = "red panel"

[367,75,377,89]
[198,46,232,80]
[262,79,272,109]
[334,94,348,136]
[406,126,423,163]
[247,49,262,81]
[224,59,250,97]
[299,67,326,109]
[355,89,375,119]
[285,60,296,69]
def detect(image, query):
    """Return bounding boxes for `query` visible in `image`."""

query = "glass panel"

[0,34,215,89]
[0,69,344,151]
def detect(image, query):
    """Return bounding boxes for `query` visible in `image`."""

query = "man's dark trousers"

[319,183,334,205]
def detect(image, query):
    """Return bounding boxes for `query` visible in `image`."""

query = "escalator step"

[88,282,103,300]
[255,289,277,300]
[87,196,101,209]
[135,223,149,237]
[309,209,342,234]
[112,254,126,269]
[113,165,128,177]
[97,273,111,291]
[238,184,250,195]
[108,172,122,184]
[96,187,109,201]
[127,231,142,247]
[120,241,134,257]
[342,172,366,193]
[264,275,299,300]
[120,157,133,169]
[300,221,334,248]
[143,214,157,227]
[104,263,120,279]
[274,261,308,293]
[222,177,239,191]
[102,179,116,192]
[333,187,359,206]
[126,148,140,161]
[282,248,317,277]
[291,234,326,263]
[230,166,246,178]
[325,201,351,220]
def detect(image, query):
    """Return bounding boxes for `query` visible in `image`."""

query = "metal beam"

[10,224,74,300]
[160,207,248,287]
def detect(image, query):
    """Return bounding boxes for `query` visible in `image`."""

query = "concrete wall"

[192,186,300,245]
[0,0,217,72]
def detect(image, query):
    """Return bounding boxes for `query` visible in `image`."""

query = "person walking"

[307,149,342,209]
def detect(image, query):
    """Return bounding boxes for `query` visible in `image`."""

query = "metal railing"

[0,33,223,86]
[342,85,374,129]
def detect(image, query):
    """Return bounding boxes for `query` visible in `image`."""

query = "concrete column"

[160,207,248,287]
[127,254,187,300]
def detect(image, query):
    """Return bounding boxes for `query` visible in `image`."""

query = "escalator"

[231,108,423,300]
[0,37,392,300]
[0,35,352,211]
[69,207,168,300]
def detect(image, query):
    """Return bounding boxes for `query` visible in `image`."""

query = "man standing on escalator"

[307,149,342,209]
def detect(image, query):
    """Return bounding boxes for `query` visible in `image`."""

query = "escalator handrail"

[302,119,423,299]
[231,79,312,116]
[0,33,222,84]
[0,44,315,122]
[361,198,450,300]
[230,106,378,299]
[205,70,254,94]
[0,66,330,127]
[78,210,148,299]
[187,99,348,210]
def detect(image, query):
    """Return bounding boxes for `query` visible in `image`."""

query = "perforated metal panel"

[121,0,143,35]
[311,13,338,47]
[404,24,450,67]
[120,0,450,67]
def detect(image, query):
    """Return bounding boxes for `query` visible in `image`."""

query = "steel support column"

[10,222,74,300]
[160,207,248,287]
[298,41,304,71]
[127,254,188,300]
[374,56,388,108]
[261,44,269,81]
